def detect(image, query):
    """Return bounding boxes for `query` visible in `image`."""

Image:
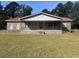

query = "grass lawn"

[0,30,79,58]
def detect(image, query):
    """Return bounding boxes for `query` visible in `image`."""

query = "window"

[13,24,17,30]
[8,23,13,30]
[8,23,20,30]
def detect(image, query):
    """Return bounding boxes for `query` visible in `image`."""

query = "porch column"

[53,22,54,30]
[43,22,45,30]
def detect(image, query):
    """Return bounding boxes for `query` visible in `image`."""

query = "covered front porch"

[25,21,62,30]
[21,21,62,34]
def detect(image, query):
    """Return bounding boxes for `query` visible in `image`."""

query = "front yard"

[0,30,79,58]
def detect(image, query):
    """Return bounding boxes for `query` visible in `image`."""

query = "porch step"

[21,30,62,34]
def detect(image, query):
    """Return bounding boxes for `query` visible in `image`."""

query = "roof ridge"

[19,12,62,20]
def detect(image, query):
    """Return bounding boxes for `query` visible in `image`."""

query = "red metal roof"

[62,17,73,21]
[5,12,73,22]
[5,17,21,22]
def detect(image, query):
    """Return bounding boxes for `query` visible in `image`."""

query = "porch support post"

[53,22,54,30]
[61,21,63,32]
[43,21,45,30]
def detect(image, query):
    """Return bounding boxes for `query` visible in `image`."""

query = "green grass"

[0,30,79,58]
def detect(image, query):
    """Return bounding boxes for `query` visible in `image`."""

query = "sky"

[1,1,68,13]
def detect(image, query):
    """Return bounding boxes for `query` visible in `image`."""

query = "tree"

[25,5,33,15]
[0,2,8,29]
[16,5,33,17]
[42,9,50,14]
[72,2,79,19]
[71,2,79,28]
[64,1,74,17]
[0,1,3,10]
[51,9,57,15]
[51,3,66,17]
[4,1,20,18]
[72,18,79,29]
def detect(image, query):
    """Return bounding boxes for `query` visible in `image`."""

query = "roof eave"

[22,20,62,22]
[5,20,21,22]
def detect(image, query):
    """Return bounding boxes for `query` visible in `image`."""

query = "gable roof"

[5,12,73,22]
[20,12,73,21]
[19,12,62,20]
